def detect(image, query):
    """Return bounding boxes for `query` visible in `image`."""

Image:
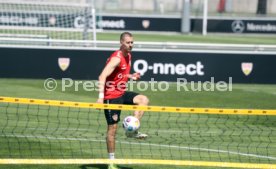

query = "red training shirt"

[104,50,131,100]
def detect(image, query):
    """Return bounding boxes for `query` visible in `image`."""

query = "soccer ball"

[123,116,140,133]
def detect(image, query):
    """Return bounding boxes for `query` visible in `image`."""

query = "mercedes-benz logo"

[231,20,245,33]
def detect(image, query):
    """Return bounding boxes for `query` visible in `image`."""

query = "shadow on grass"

[80,164,133,169]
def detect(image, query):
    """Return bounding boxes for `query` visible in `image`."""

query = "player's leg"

[104,98,123,169]
[122,92,149,139]
[132,94,149,120]
[104,109,121,150]
[106,124,119,169]
[106,123,117,155]
[132,94,149,139]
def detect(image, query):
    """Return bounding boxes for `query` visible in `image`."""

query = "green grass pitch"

[0,79,275,169]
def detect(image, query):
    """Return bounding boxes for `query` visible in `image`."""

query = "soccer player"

[97,32,149,169]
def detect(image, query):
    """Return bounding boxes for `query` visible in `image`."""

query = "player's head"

[120,32,133,53]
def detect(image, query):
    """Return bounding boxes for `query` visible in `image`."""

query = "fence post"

[181,0,191,33]
[202,0,208,36]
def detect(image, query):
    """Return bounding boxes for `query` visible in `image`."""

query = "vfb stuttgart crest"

[241,62,253,76]
[142,20,150,29]
[58,58,70,71]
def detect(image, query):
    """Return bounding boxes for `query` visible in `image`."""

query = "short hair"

[120,32,132,41]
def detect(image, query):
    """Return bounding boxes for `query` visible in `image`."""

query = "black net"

[0,102,275,165]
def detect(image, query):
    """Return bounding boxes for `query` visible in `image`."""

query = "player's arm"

[97,57,121,103]
[127,72,141,80]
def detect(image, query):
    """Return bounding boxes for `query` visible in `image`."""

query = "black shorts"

[104,91,139,125]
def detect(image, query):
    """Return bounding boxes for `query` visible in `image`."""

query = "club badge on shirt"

[112,114,118,121]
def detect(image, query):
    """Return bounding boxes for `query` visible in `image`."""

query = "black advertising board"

[100,16,181,32]
[0,47,108,79]
[0,47,275,84]
[0,12,180,32]
[1,11,276,33]
[192,18,276,33]
[133,51,276,84]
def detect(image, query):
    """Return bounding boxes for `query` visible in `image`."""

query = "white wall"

[232,0,257,13]
[267,0,276,13]
[192,0,275,14]
[3,0,276,14]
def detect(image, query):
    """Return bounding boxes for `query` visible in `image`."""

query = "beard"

[124,46,132,52]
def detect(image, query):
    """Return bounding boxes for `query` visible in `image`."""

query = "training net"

[0,97,276,168]
[0,1,97,47]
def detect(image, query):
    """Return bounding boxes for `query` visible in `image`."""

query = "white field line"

[25,127,89,131]
[23,128,221,134]
[152,130,221,134]
[1,134,275,161]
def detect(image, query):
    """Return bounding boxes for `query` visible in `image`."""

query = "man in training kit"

[97,32,149,169]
